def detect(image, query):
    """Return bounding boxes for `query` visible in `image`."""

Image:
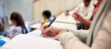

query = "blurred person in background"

[73,0,94,30]
[7,12,28,38]
[41,10,51,25]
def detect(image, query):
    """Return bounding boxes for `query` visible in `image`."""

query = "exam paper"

[2,30,63,49]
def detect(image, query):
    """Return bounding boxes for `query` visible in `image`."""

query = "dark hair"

[0,23,3,32]
[86,0,91,2]
[66,10,69,12]
[10,12,28,34]
[0,18,5,32]
[1,18,5,24]
[85,0,91,2]
[42,10,51,19]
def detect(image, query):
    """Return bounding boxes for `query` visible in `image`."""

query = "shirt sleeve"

[9,26,23,37]
[59,14,111,49]
[59,32,90,49]
[15,27,23,34]
[91,15,111,49]
[9,26,14,35]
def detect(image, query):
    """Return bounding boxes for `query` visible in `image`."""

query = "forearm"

[81,18,91,28]
[59,32,90,49]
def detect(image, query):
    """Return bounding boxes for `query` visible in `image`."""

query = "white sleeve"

[8,26,14,35]
[59,14,111,49]
[15,27,23,34]
[59,32,90,49]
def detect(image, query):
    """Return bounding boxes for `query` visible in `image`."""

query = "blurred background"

[0,0,97,29]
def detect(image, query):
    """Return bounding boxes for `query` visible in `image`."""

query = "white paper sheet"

[2,29,63,49]
[1,34,63,49]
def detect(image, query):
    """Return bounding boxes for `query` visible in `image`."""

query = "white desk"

[30,21,77,33]
[30,23,41,30]
[55,14,76,24]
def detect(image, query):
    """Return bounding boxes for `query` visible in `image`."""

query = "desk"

[30,17,76,30]
[30,23,41,30]
[55,15,76,24]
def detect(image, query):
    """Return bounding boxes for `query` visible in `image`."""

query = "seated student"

[64,9,70,16]
[7,12,28,38]
[73,0,102,29]
[73,0,94,30]
[57,9,73,20]
[67,0,101,42]
[64,9,73,18]
[41,10,52,25]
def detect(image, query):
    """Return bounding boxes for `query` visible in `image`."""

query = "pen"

[45,17,56,29]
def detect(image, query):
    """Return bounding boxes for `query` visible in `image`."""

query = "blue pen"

[45,17,56,29]
[41,17,56,36]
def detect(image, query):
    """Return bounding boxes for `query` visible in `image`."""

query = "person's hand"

[7,33,12,38]
[41,24,62,37]
[54,31,65,40]
[41,21,45,25]
[73,13,78,20]
[73,12,84,22]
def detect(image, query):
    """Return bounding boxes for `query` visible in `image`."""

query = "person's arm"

[75,5,94,27]
[81,18,91,28]
[59,23,111,49]
[59,32,90,49]
[74,13,92,28]
[8,26,23,38]
[59,15,111,49]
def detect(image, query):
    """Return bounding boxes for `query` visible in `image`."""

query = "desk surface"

[55,15,76,24]
[30,23,41,29]
[30,17,76,29]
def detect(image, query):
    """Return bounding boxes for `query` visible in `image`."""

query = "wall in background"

[4,0,33,22]
[0,0,5,17]
[1,0,96,22]
[33,0,82,21]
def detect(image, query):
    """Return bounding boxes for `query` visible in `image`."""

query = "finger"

[54,31,65,40]
[54,32,62,40]
[42,24,48,29]
[46,27,57,37]
[74,12,82,18]
[74,16,78,20]
[54,34,60,40]
[74,12,79,16]
[47,31,55,37]
[45,27,52,33]
[43,33,48,37]
[41,24,48,33]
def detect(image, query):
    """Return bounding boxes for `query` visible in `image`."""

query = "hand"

[54,31,65,40]
[73,12,84,22]
[41,21,45,25]
[7,33,12,38]
[41,24,61,37]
